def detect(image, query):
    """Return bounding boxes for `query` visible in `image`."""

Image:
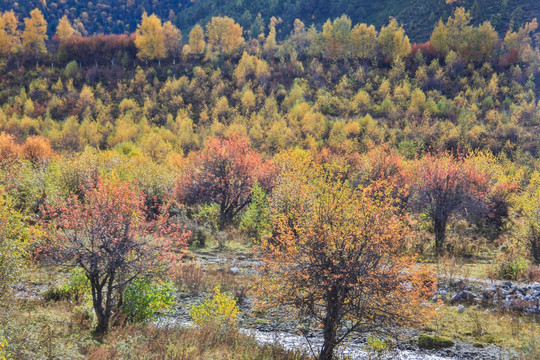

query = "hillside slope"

[2,0,539,41]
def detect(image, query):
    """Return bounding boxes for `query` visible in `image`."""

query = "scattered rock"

[457,304,466,313]
[229,267,240,275]
[441,280,540,315]
[450,290,476,304]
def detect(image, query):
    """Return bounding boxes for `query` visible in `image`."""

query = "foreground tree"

[320,15,352,60]
[42,179,189,334]
[162,21,182,60]
[412,152,489,251]
[258,160,435,360]
[176,135,274,228]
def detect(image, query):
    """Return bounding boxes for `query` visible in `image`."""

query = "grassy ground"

[423,304,540,357]
[0,295,307,360]
[3,237,540,359]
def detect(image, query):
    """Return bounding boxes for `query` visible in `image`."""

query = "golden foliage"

[188,24,205,55]
[135,12,166,61]
[22,8,48,56]
[21,135,54,163]
[0,10,20,56]
[206,17,244,55]
[55,15,75,42]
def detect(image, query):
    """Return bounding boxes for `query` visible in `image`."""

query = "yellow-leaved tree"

[321,15,352,61]
[54,15,75,42]
[162,20,182,61]
[206,16,244,55]
[187,24,205,56]
[22,8,48,58]
[135,12,166,64]
[0,10,21,58]
[351,23,377,60]
[377,18,411,63]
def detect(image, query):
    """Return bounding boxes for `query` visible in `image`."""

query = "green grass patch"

[417,334,454,349]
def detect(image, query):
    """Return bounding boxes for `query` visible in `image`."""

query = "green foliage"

[42,268,90,302]
[363,336,391,359]
[517,172,540,262]
[189,287,239,328]
[64,60,79,78]
[0,190,29,295]
[239,183,271,242]
[121,277,176,323]
[194,203,221,234]
[491,251,530,280]
[417,334,455,349]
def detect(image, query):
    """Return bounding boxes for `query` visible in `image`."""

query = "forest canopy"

[0,3,540,360]
[0,0,538,42]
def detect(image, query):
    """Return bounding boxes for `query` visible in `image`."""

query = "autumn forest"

[1,2,540,359]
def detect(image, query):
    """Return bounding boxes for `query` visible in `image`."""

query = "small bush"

[239,183,271,242]
[0,132,20,166]
[189,287,239,328]
[65,60,79,78]
[0,193,29,295]
[417,334,454,349]
[20,136,54,163]
[121,277,176,323]
[363,336,391,358]
[491,251,529,280]
[42,268,90,302]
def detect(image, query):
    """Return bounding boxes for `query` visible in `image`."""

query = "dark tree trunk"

[319,289,340,360]
[434,213,447,251]
[92,281,109,335]
[90,273,115,335]
[94,309,110,335]
[319,335,337,360]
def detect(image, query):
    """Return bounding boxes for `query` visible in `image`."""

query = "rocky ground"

[435,279,540,315]
[11,250,536,359]
[168,251,528,359]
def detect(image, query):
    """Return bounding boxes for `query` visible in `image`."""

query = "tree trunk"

[319,289,340,360]
[91,273,115,335]
[92,282,110,335]
[434,214,447,251]
[319,336,337,360]
[94,310,110,335]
